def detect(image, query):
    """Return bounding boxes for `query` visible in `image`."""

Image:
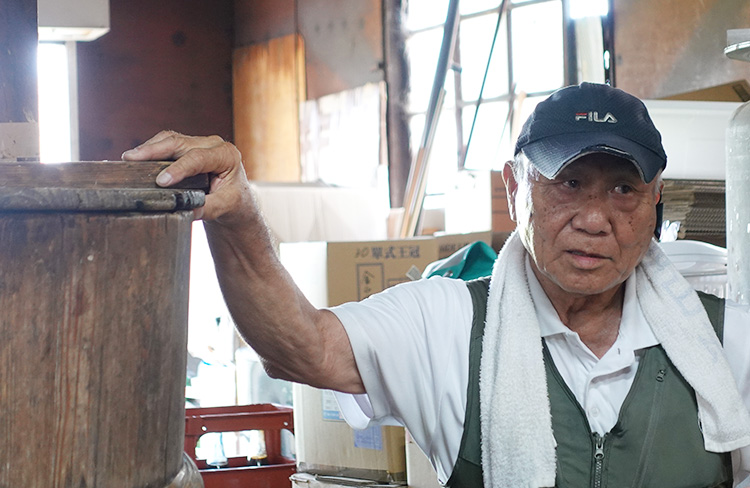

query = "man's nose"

[570,193,613,235]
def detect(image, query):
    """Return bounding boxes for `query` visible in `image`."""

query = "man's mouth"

[568,250,606,259]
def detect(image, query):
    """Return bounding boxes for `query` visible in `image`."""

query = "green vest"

[446,277,733,488]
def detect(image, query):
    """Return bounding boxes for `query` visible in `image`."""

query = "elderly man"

[124,83,750,487]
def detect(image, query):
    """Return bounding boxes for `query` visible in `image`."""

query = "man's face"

[506,153,662,298]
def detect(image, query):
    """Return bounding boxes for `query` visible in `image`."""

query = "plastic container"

[726,101,750,304]
[659,240,728,297]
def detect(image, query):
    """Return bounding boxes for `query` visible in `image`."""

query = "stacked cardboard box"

[661,179,726,247]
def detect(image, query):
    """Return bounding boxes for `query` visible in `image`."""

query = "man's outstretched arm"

[123,131,366,394]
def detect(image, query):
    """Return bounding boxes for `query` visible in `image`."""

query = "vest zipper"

[593,432,606,488]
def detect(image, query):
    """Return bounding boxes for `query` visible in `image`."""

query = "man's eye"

[614,184,633,194]
[563,179,580,189]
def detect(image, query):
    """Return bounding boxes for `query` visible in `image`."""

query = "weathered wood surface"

[0,188,205,212]
[0,210,194,487]
[0,162,207,213]
[0,161,209,190]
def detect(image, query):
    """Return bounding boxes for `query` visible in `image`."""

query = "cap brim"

[521,132,666,183]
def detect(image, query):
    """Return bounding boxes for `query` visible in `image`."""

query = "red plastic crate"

[185,404,296,488]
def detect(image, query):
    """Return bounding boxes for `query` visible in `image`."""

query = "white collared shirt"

[526,257,658,435]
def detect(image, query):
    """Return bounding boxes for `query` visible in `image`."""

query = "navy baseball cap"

[514,82,667,183]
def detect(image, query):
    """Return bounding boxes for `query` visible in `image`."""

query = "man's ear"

[501,161,518,222]
[654,180,665,239]
[657,180,664,203]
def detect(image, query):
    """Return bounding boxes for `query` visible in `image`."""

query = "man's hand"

[122,131,252,223]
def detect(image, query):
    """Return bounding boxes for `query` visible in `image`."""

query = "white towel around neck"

[479,232,750,487]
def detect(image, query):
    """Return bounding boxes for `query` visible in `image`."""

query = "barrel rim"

[0,187,205,212]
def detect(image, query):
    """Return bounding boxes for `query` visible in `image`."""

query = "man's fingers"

[140,130,182,147]
[156,142,242,188]
[121,131,239,188]
[122,130,181,160]
[122,131,225,162]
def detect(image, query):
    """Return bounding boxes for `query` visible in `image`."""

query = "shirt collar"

[525,256,659,350]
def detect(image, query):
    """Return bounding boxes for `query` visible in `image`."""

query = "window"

[569,0,608,20]
[37,41,78,163]
[405,0,565,202]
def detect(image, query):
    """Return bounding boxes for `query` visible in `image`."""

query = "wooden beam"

[0,0,39,161]
[233,34,305,182]
[383,0,411,208]
[0,0,38,123]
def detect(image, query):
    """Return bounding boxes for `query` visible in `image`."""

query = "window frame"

[402,0,570,211]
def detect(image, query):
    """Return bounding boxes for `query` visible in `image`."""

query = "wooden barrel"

[0,162,207,488]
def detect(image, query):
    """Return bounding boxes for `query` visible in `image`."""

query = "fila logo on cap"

[574,111,617,123]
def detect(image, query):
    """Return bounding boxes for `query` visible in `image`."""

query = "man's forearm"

[204,211,365,393]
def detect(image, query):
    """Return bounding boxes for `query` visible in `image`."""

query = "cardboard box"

[491,171,515,233]
[434,231,492,260]
[642,99,740,180]
[290,472,405,487]
[660,80,750,103]
[405,431,441,488]
[280,232,491,308]
[293,384,407,483]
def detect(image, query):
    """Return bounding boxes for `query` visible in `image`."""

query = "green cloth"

[424,241,496,281]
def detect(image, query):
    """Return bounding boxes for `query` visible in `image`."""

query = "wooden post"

[0,0,40,160]
[233,35,306,182]
[383,0,411,208]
